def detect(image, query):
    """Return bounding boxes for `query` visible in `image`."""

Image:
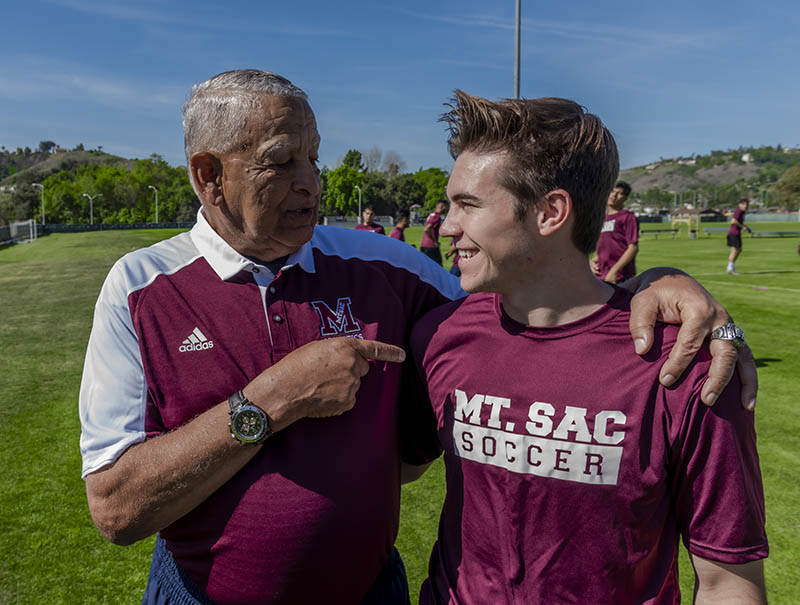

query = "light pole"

[82,193,102,225]
[148,185,159,223]
[514,0,521,99]
[354,185,362,223]
[32,183,44,225]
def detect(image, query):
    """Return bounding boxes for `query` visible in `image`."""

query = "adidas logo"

[179,327,215,352]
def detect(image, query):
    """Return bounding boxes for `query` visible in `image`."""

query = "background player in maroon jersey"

[420,199,448,264]
[411,91,766,604]
[355,204,386,234]
[389,209,410,242]
[592,180,639,283]
[727,198,753,274]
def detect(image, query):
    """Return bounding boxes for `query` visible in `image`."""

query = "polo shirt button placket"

[269,286,277,295]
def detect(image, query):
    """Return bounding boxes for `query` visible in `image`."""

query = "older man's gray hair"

[182,69,308,164]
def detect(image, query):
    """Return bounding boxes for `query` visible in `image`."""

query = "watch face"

[232,406,268,443]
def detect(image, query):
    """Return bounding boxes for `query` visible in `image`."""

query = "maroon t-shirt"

[354,222,386,235]
[728,208,746,235]
[596,209,639,281]
[79,213,464,604]
[389,226,405,241]
[411,288,767,604]
[421,212,442,248]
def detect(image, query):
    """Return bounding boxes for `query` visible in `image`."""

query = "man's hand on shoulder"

[623,267,758,410]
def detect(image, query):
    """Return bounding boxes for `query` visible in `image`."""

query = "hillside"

[620,145,800,196]
[1,150,134,186]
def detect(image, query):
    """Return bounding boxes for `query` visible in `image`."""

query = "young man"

[593,180,639,283]
[411,92,767,604]
[420,199,448,264]
[389,210,410,242]
[727,198,753,275]
[355,204,386,234]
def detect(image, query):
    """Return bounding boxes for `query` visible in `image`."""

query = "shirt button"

[273,314,283,323]
[269,286,276,294]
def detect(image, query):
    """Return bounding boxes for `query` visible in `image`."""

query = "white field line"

[691,277,800,294]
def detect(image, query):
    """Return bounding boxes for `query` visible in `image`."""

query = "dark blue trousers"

[142,537,410,604]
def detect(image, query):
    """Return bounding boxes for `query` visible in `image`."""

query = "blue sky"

[2,0,798,172]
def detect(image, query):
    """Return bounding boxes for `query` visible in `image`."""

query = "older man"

[79,70,754,604]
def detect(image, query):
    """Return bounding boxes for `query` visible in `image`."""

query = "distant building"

[741,153,753,163]
[53,147,69,154]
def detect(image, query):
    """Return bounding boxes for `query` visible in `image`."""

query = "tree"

[386,173,426,211]
[381,151,406,176]
[773,164,800,210]
[324,164,365,215]
[341,149,364,172]
[413,167,449,210]
[38,140,57,154]
[363,146,383,172]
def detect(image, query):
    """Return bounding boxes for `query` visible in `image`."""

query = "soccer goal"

[8,219,37,244]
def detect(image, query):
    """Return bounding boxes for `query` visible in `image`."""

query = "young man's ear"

[189,152,224,207]
[538,189,572,236]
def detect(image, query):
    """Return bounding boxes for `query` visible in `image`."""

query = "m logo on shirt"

[310,297,363,337]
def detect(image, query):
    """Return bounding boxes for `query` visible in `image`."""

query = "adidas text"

[179,342,215,352]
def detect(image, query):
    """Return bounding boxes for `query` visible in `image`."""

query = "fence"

[34,222,196,236]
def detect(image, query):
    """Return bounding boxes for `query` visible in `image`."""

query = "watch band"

[229,389,249,413]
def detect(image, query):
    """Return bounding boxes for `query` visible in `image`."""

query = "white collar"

[189,208,316,280]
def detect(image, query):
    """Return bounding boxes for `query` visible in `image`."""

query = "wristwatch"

[228,390,272,444]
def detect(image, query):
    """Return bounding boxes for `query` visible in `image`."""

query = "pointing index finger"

[349,338,406,363]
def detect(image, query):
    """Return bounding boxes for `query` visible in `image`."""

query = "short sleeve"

[397,354,442,466]
[78,261,149,478]
[671,372,768,564]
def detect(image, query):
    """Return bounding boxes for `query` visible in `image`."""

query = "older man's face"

[216,94,321,261]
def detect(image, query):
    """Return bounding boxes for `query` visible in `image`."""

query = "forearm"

[692,556,765,604]
[85,401,262,545]
[608,244,638,276]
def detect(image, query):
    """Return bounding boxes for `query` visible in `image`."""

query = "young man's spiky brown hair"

[440,90,619,254]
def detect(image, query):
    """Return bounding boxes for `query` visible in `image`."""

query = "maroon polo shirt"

[411,288,767,604]
[79,210,463,604]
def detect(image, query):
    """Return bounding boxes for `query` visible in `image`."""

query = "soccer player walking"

[727,198,753,274]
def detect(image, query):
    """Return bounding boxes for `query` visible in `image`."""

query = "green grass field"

[1,223,798,603]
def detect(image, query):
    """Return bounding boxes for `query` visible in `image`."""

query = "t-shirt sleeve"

[78,260,149,479]
[397,353,442,466]
[399,311,445,465]
[671,371,768,564]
